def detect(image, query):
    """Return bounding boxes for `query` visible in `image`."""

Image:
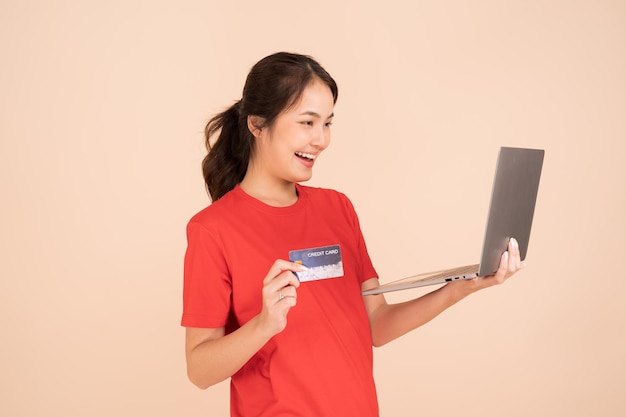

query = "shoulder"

[297,184,357,213]
[298,184,349,202]
[187,188,240,230]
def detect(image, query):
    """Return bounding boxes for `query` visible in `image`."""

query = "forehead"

[287,79,335,116]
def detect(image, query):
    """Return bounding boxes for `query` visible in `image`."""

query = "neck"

[240,174,298,207]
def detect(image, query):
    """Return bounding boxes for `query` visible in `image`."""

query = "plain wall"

[1,1,625,416]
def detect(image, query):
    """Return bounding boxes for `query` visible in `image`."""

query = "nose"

[311,124,331,150]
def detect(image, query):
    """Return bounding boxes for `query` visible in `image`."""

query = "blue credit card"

[288,244,344,282]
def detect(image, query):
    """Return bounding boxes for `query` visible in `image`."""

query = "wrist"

[249,314,277,342]
[443,281,472,304]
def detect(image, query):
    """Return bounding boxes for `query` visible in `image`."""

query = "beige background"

[1,1,625,416]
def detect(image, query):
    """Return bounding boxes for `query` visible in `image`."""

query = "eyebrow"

[299,111,334,119]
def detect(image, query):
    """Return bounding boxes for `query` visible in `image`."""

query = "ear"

[247,115,266,139]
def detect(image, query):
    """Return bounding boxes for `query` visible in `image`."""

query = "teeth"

[295,151,316,160]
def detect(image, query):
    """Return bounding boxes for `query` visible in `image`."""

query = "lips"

[294,151,316,161]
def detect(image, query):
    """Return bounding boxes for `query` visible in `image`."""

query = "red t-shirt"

[182,184,380,417]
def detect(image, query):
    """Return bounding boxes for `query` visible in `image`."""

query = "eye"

[300,121,314,126]
[324,121,333,127]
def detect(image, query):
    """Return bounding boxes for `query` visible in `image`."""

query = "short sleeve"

[340,193,378,284]
[181,220,232,328]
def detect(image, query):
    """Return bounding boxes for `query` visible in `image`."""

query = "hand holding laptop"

[445,237,525,300]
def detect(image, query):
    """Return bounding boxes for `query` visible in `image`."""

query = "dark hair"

[202,52,338,201]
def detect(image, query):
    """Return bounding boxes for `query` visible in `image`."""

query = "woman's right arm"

[185,319,270,389]
[185,260,303,389]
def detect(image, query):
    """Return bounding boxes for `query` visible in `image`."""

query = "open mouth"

[295,151,316,162]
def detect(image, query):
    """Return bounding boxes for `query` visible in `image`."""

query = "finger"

[263,270,302,308]
[509,238,522,271]
[274,282,300,308]
[284,270,302,288]
[493,250,509,283]
[277,293,298,308]
[279,285,298,299]
[266,271,301,296]
[263,259,305,286]
[275,288,285,304]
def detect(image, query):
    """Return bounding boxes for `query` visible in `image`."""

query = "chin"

[290,172,313,183]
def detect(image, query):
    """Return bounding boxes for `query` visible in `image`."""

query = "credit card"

[288,244,344,282]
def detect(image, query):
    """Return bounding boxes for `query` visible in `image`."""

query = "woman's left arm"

[362,238,525,347]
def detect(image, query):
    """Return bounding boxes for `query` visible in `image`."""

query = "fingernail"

[510,238,518,249]
[503,250,509,261]
[295,263,308,271]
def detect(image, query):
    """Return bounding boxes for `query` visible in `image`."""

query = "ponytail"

[202,100,253,201]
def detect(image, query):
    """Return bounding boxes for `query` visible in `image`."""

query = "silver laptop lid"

[478,147,544,276]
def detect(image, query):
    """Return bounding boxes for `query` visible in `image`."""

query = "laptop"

[362,146,544,296]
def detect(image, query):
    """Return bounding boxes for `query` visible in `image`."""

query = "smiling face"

[244,78,335,194]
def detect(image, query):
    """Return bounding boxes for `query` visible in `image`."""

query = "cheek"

[284,129,309,149]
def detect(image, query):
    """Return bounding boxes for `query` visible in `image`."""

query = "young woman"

[182,52,524,417]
